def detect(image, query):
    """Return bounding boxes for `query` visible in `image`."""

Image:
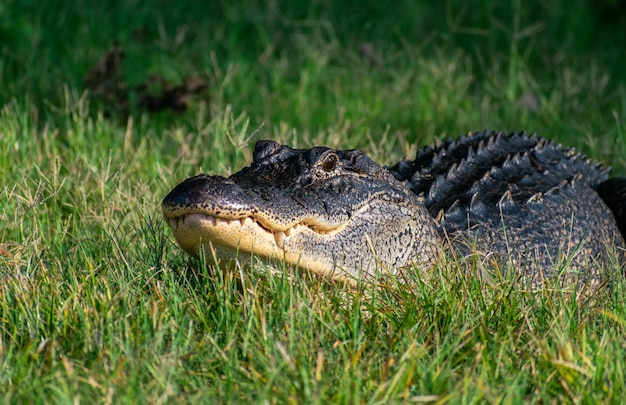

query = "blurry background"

[1,0,624,157]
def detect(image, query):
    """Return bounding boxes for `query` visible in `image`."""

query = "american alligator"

[162,130,626,288]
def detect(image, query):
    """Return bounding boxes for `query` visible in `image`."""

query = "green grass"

[2,0,626,402]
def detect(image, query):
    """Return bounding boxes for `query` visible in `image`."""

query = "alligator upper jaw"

[161,173,348,233]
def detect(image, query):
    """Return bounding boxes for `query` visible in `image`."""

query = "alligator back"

[390,131,625,287]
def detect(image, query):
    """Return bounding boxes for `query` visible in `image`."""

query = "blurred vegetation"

[1,0,625,127]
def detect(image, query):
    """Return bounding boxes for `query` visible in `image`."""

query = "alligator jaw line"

[165,212,342,253]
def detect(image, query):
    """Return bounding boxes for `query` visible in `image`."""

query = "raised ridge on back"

[390,131,610,217]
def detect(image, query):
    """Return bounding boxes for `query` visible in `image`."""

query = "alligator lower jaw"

[165,213,292,251]
[164,212,341,275]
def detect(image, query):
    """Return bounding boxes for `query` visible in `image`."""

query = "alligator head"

[162,140,441,281]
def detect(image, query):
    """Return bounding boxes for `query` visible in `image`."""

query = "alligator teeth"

[207,216,216,226]
[284,228,291,236]
[274,231,285,249]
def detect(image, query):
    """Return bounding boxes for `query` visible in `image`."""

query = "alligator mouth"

[165,212,306,250]
[163,210,347,271]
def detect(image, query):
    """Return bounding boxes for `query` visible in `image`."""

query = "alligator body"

[162,131,626,288]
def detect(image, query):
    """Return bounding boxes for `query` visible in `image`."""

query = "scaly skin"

[162,141,442,281]
[162,132,626,287]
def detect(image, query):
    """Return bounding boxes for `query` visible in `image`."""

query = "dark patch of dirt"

[84,45,209,116]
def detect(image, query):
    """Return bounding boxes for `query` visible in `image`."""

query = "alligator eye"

[321,154,338,172]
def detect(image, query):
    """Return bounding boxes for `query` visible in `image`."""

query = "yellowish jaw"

[165,213,342,278]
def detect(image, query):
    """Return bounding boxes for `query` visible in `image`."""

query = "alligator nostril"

[163,174,216,206]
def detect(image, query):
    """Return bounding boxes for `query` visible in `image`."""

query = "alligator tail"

[597,177,626,239]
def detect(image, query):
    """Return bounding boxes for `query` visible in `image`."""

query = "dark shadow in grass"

[84,44,209,117]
